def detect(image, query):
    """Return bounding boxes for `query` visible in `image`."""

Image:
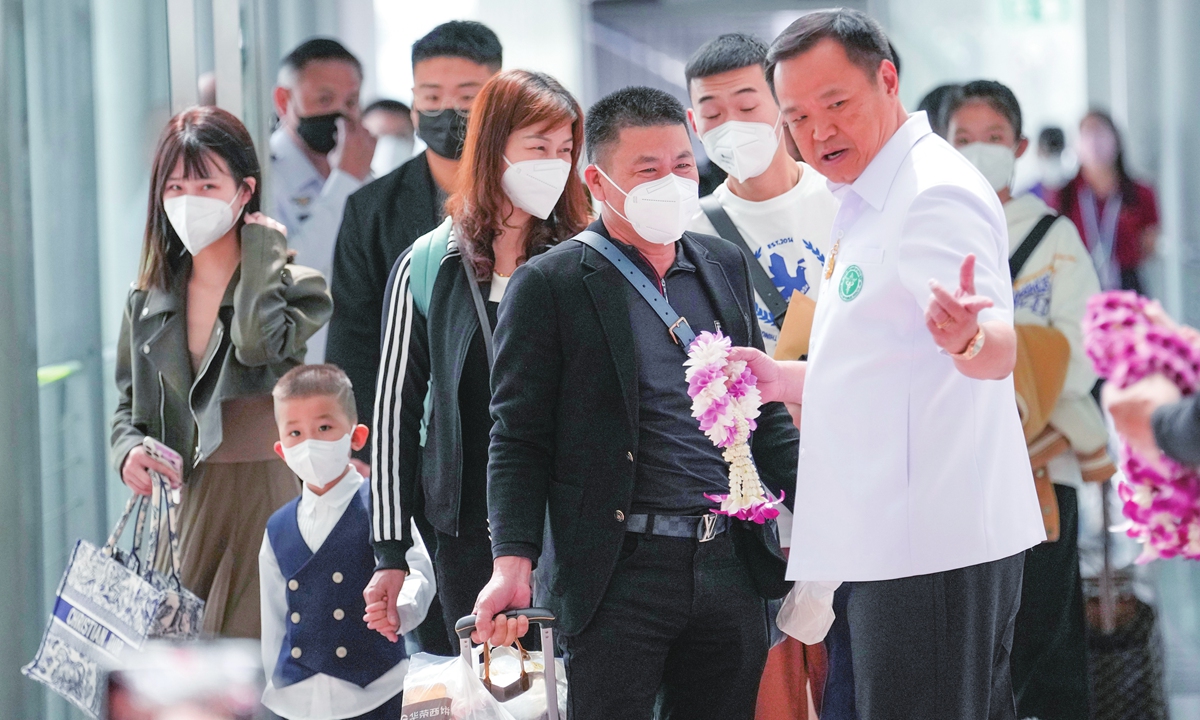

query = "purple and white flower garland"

[684,331,783,524]
[1083,291,1200,562]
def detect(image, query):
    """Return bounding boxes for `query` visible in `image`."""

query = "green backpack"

[406,217,454,445]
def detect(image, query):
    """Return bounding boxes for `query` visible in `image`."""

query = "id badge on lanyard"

[1079,186,1122,291]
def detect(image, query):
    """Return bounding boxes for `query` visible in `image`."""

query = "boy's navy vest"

[266,483,407,688]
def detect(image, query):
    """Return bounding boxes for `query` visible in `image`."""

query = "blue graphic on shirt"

[769,254,811,299]
[802,239,825,265]
[1014,273,1052,317]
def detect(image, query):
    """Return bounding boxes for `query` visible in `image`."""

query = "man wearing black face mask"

[325,20,501,657]
[271,37,375,364]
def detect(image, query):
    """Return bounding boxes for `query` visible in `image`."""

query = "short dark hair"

[272,364,358,424]
[585,86,688,165]
[684,33,769,88]
[947,80,1023,139]
[412,21,502,70]
[917,83,961,138]
[1038,126,1065,155]
[765,9,894,90]
[363,99,411,117]
[279,37,362,83]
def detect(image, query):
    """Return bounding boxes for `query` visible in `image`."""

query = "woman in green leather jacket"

[111,106,331,638]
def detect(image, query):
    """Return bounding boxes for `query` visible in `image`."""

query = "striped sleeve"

[369,249,428,569]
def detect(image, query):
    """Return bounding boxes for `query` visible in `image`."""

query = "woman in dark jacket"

[112,107,331,638]
[363,71,591,646]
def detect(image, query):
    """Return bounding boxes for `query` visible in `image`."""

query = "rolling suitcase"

[455,609,564,720]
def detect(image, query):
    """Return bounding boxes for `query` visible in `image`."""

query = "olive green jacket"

[111,224,332,476]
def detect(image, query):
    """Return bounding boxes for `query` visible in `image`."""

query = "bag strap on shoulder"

[699,195,788,329]
[1010,213,1058,280]
[409,217,454,317]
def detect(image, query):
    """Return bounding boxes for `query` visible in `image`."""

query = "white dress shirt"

[269,129,367,364]
[789,112,1044,583]
[259,468,435,720]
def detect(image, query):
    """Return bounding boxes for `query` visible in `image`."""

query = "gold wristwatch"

[952,326,986,361]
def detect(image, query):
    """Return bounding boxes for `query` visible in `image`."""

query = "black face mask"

[296,112,340,154]
[417,110,469,160]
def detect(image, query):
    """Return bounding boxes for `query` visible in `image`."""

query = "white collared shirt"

[269,128,368,364]
[789,112,1044,583]
[258,468,435,720]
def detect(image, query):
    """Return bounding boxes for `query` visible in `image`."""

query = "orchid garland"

[684,331,783,524]
[1083,291,1200,562]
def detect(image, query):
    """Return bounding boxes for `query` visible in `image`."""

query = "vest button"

[614,509,625,522]
[291,612,300,624]
[333,608,345,620]
[288,579,299,591]
[336,646,348,658]
[291,647,302,659]
[332,572,344,583]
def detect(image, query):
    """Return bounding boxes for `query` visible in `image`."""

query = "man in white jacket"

[948,79,1110,720]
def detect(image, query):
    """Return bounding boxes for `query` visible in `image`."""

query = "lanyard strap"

[574,230,696,348]
[457,231,495,368]
[1079,186,1123,290]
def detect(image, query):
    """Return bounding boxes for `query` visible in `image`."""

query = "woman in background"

[1057,110,1160,294]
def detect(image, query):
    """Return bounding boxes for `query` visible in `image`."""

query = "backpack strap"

[405,217,452,447]
[1010,214,1058,280]
[700,195,788,329]
[409,217,454,317]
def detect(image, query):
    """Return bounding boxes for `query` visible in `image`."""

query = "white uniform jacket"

[789,113,1045,582]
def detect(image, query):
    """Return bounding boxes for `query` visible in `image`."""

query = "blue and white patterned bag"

[22,493,166,717]
[24,451,205,717]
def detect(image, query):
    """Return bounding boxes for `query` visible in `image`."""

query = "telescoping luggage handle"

[455,608,559,720]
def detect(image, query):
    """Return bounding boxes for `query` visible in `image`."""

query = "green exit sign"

[1000,0,1074,23]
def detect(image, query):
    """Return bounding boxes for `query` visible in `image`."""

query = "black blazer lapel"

[686,235,754,345]
[580,247,639,432]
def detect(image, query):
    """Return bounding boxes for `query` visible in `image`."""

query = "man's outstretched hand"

[924,254,994,355]
[471,557,533,646]
[727,347,806,405]
[363,569,406,643]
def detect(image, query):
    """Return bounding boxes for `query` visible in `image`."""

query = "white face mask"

[501,156,573,220]
[163,190,245,255]
[596,167,700,245]
[371,134,415,177]
[958,142,1016,192]
[700,115,782,182]
[281,434,352,489]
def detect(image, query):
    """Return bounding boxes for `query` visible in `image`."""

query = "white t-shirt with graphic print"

[689,161,840,355]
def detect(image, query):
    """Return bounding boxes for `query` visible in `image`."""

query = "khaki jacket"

[111,224,332,476]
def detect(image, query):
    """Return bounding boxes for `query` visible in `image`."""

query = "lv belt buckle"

[699,515,718,543]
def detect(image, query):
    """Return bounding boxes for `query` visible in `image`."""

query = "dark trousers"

[822,583,860,720]
[411,507,454,656]
[561,532,768,720]
[434,527,495,648]
[846,551,1025,720]
[1011,485,1090,720]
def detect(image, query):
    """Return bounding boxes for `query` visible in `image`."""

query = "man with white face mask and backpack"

[685,34,839,361]
[948,80,1111,720]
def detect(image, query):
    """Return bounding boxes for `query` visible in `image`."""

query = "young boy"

[260,364,435,720]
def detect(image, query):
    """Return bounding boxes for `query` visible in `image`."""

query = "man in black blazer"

[325,21,501,437]
[473,87,799,720]
[333,20,501,657]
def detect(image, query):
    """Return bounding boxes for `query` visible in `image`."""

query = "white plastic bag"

[402,652,515,720]
[776,581,842,643]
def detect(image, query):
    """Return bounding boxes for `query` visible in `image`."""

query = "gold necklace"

[824,240,840,280]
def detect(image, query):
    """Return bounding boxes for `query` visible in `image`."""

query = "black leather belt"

[625,513,729,542]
